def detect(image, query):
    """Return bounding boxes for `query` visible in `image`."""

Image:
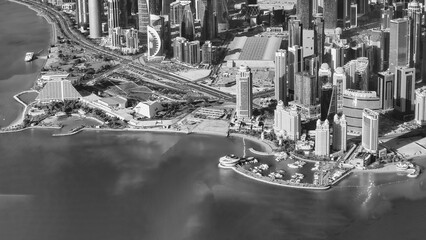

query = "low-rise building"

[36,80,81,103]
[98,96,127,109]
[133,101,163,118]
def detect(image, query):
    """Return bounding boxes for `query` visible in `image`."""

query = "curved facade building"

[88,0,101,38]
[342,89,380,133]
[147,25,162,57]
[108,0,120,32]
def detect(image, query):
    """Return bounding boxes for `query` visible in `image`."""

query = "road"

[20,0,236,102]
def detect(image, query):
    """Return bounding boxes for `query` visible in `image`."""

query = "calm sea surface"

[1,1,426,240]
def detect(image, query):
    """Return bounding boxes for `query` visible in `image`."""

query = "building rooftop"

[416,86,426,96]
[225,36,282,62]
[36,80,81,102]
[344,89,378,98]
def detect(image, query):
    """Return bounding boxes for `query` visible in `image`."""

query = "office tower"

[313,14,325,64]
[343,57,369,90]
[343,89,381,133]
[119,0,128,28]
[169,1,191,25]
[315,119,330,157]
[274,50,287,104]
[407,8,422,69]
[108,0,120,34]
[330,45,345,69]
[338,0,352,28]
[323,0,337,33]
[111,27,121,47]
[185,40,201,65]
[304,55,318,78]
[124,28,139,51]
[236,65,253,119]
[295,72,317,106]
[415,87,426,125]
[350,3,358,27]
[215,0,229,33]
[288,45,303,99]
[202,0,217,40]
[149,0,161,15]
[201,41,212,64]
[162,0,174,15]
[288,16,302,47]
[77,0,88,27]
[332,114,347,152]
[274,102,301,141]
[195,0,206,22]
[395,66,415,113]
[296,0,313,29]
[357,0,368,15]
[333,67,346,112]
[381,8,393,30]
[321,83,333,121]
[88,0,101,38]
[302,29,315,58]
[377,71,395,110]
[393,2,404,18]
[362,108,379,154]
[368,29,390,71]
[138,0,150,43]
[173,37,186,62]
[389,18,409,73]
[180,4,195,41]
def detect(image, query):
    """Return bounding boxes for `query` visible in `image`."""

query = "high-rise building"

[180,4,195,41]
[393,2,405,18]
[88,0,101,38]
[318,63,332,90]
[162,0,175,15]
[321,83,333,121]
[362,108,379,154]
[333,67,346,112]
[302,29,315,58]
[330,45,346,69]
[236,65,253,119]
[313,14,325,64]
[173,37,187,62]
[215,0,229,33]
[149,0,161,15]
[415,87,426,125]
[315,119,330,157]
[332,114,347,152]
[119,0,128,28]
[169,1,191,25]
[338,0,352,28]
[274,50,287,104]
[343,89,381,133]
[138,0,150,43]
[195,0,207,22]
[288,45,303,99]
[395,66,415,113]
[295,72,317,107]
[350,3,358,28]
[407,8,422,69]
[111,27,122,47]
[377,71,394,110]
[389,18,409,73]
[296,0,313,29]
[108,0,120,34]
[201,40,212,64]
[343,57,369,91]
[124,28,139,52]
[357,0,368,15]
[323,0,337,33]
[185,40,201,65]
[274,102,301,141]
[202,0,217,41]
[288,16,302,47]
[381,7,393,30]
[76,0,88,27]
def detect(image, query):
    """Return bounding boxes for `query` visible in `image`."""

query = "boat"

[25,52,34,62]
[287,161,306,169]
[396,162,409,171]
[218,154,241,168]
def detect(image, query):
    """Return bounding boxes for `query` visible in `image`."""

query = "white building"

[415,86,426,125]
[332,114,347,152]
[315,119,330,157]
[134,101,163,118]
[362,108,379,153]
[274,101,301,141]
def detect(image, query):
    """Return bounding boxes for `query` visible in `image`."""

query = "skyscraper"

[185,40,201,65]
[138,0,150,43]
[395,66,415,113]
[288,16,302,47]
[407,7,422,69]
[333,67,347,112]
[377,71,394,110]
[389,18,409,73]
[108,0,120,34]
[415,87,426,125]
[321,83,333,121]
[318,63,332,96]
[236,65,253,119]
[288,45,303,99]
[362,108,379,154]
[202,0,217,40]
[313,14,325,65]
[274,102,301,141]
[330,45,346,69]
[315,119,330,157]
[76,0,88,27]
[88,0,101,38]
[323,0,337,33]
[350,3,358,27]
[274,50,287,105]
[294,72,317,107]
[343,57,369,90]
[201,40,212,64]
[169,1,191,25]
[180,4,195,41]
[332,114,347,152]
[381,8,393,30]
[296,0,313,29]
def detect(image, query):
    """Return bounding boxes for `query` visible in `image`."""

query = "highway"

[21,0,236,101]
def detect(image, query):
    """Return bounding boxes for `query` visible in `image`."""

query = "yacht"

[396,162,409,171]
[219,154,241,168]
[287,161,306,169]
[25,52,34,62]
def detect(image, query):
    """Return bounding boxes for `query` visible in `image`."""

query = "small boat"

[25,52,34,62]
[396,162,409,171]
